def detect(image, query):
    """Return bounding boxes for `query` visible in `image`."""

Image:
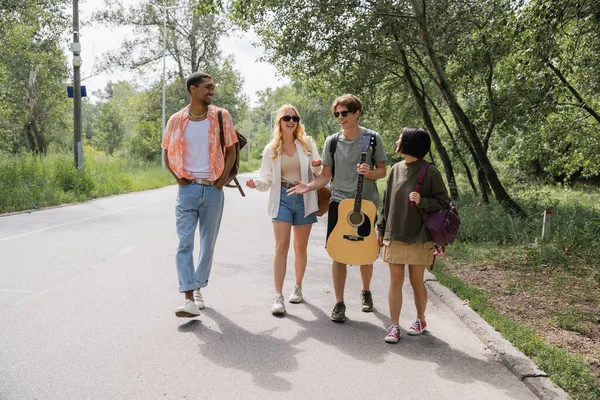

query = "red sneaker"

[407,318,427,335]
[385,325,401,343]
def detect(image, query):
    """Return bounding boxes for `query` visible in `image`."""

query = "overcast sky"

[76,0,288,106]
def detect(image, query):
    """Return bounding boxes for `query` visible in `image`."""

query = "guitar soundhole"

[348,212,364,227]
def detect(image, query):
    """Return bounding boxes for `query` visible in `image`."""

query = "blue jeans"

[272,186,317,225]
[175,183,224,292]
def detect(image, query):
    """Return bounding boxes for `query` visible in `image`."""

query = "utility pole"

[72,0,83,169]
[161,7,167,169]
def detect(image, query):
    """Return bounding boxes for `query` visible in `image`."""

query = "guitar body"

[327,198,379,265]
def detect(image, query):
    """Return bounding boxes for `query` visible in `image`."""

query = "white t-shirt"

[183,119,211,179]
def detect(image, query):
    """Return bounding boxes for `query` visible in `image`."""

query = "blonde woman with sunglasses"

[246,104,323,315]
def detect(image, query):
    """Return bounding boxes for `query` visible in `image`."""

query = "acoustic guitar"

[326,133,379,265]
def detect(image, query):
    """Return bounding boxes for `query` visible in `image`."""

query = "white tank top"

[183,119,211,179]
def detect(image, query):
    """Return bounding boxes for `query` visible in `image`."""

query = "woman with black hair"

[376,127,450,343]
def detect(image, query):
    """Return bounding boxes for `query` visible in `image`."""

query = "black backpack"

[217,109,247,197]
[329,130,377,180]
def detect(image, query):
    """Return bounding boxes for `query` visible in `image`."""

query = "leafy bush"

[52,157,95,196]
[0,149,173,213]
[455,184,600,256]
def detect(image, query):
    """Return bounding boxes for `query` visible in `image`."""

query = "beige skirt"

[382,240,435,265]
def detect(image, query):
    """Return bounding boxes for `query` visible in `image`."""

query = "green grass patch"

[555,308,588,335]
[0,150,263,214]
[432,260,600,399]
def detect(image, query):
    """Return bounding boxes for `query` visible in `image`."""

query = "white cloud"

[220,30,289,105]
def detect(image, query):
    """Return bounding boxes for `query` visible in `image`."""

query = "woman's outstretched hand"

[245,178,257,189]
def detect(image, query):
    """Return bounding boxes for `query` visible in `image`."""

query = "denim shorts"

[273,186,317,226]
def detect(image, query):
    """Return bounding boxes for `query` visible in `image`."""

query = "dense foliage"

[0,0,598,203]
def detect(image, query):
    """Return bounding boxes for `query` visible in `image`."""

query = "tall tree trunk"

[190,18,199,73]
[410,46,489,200]
[424,92,480,197]
[394,37,459,199]
[25,67,46,155]
[23,123,35,152]
[482,35,498,153]
[409,0,524,216]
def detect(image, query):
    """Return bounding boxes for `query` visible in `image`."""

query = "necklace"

[188,107,208,119]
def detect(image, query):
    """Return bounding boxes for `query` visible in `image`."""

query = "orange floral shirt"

[162,105,238,181]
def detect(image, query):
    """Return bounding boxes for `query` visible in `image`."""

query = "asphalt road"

[0,172,539,400]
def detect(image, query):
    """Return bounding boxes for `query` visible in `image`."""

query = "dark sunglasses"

[282,115,300,122]
[333,111,353,118]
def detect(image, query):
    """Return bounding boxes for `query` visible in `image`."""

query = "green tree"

[91,102,126,156]
[94,0,248,156]
[499,0,600,181]
[231,0,470,201]
[0,0,70,154]
[95,0,227,81]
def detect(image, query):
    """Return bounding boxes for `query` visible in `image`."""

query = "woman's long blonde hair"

[270,104,311,159]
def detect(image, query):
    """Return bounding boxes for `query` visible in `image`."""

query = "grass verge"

[433,258,600,399]
[0,150,261,214]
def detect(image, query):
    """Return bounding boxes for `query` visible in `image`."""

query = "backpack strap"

[413,161,430,216]
[414,161,430,194]
[329,132,340,180]
[365,129,377,167]
[217,109,225,153]
[217,109,245,197]
[428,245,446,271]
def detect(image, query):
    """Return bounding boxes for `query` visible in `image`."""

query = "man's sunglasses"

[282,115,300,122]
[333,111,353,118]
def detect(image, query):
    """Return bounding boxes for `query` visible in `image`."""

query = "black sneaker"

[360,290,373,312]
[330,301,346,322]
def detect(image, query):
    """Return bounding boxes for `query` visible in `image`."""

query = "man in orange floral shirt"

[162,71,238,318]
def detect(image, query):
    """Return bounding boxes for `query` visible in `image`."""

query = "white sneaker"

[288,284,303,303]
[193,289,205,309]
[271,293,285,315]
[175,300,200,318]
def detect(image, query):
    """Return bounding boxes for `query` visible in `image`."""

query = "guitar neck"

[354,152,368,212]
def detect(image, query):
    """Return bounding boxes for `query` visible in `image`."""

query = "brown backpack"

[217,109,247,197]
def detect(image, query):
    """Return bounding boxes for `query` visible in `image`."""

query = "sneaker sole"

[271,310,285,315]
[330,316,346,322]
[361,306,373,312]
[195,303,205,310]
[288,298,303,304]
[384,337,400,343]
[407,329,426,336]
[175,310,200,318]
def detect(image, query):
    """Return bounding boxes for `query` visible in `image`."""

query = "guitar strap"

[330,130,377,181]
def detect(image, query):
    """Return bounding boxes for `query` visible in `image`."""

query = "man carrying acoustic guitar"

[287,94,387,322]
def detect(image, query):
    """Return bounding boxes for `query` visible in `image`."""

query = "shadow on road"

[286,301,529,398]
[177,302,529,398]
[178,308,300,392]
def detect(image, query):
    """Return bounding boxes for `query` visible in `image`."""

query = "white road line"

[0,289,38,294]
[0,198,169,243]
[13,243,140,306]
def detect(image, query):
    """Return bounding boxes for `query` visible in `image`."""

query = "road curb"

[424,272,570,400]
